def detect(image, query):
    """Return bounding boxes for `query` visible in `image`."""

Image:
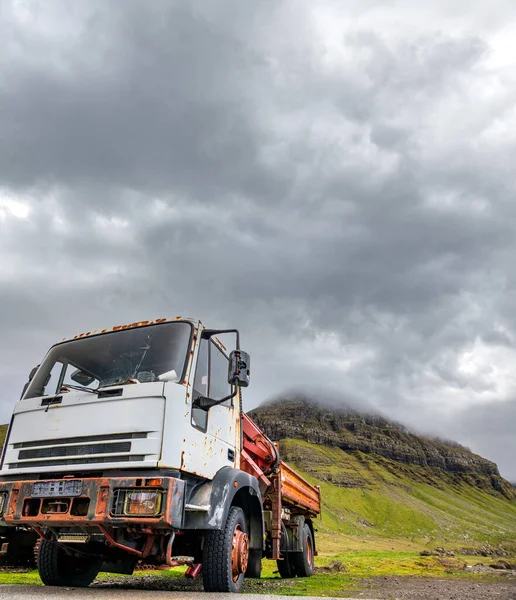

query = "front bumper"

[0,476,185,529]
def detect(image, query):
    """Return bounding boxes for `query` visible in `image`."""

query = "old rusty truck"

[0,317,320,592]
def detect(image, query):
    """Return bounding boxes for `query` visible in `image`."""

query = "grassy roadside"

[0,549,510,597]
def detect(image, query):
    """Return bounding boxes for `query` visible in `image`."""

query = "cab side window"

[192,338,209,431]
[209,342,231,403]
[42,362,65,397]
[191,339,232,431]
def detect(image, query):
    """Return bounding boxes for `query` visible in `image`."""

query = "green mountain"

[249,397,516,550]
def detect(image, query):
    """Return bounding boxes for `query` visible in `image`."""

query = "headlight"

[124,491,162,516]
[111,489,163,517]
[0,492,8,516]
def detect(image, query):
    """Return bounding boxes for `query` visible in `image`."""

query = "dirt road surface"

[0,575,514,599]
[0,587,377,600]
[1,580,515,600]
[362,575,516,600]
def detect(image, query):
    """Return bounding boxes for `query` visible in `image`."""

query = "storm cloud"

[2,1,516,478]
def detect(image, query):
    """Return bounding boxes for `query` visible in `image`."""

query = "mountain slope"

[249,397,516,548]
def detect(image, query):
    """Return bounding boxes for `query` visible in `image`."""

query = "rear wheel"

[37,539,101,587]
[292,523,315,577]
[277,553,296,578]
[203,506,249,592]
[246,549,262,578]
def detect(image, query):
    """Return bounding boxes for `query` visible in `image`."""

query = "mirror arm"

[195,388,238,411]
[202,328,240,350]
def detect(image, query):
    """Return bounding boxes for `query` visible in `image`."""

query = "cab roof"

[59,317,202,344]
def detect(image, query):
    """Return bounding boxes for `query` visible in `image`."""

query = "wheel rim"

[306,535,313,567]
[231,524,249,582]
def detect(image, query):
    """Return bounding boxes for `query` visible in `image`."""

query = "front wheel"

[37,539,101,587]
[203,506,249,592]
[292,523,315,577]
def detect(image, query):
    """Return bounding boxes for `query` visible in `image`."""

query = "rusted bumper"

[0,476,185,529]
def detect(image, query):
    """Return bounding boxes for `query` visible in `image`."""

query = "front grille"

[9,455,145,470]
[19,442,131,460]
[13,432,148,449]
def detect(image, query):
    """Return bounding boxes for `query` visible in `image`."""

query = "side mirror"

[70,369,96,386]
[20,365,40,399]
[228,350,250,388]
[20,382,30,399]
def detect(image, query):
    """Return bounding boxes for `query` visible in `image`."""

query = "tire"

[276,553,296,578]
[3,529,38,567]
[292,523,315,577]
[37,539,101,587]
[246,549,262,578]
[203,506,249,592]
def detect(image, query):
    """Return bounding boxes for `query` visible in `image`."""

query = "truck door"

[190,337,237,468]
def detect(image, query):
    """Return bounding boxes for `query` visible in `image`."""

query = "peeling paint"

[208,483,229,527]
[60,317,201,344]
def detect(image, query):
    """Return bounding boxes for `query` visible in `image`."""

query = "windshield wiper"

[60,384,98,394]
[98,378,140,389]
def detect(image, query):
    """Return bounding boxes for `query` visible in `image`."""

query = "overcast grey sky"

[1,1,516,479]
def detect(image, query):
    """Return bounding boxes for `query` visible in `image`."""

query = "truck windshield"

[23,322,192,399]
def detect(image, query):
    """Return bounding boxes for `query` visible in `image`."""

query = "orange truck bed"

[278,460,320,515]
[241,413,321,515]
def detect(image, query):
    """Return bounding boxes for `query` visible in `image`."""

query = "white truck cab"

[4,318,243,480]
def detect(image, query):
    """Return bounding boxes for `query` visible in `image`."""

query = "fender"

[183,467,264,548]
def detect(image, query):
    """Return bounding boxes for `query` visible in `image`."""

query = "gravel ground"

[92,571,516,599]
[0,588,363,600]
[361,574,516,600]
[1,567,515,598]
[92,574,291,595]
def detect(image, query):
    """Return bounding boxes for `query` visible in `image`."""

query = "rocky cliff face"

[248,396,514,499]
